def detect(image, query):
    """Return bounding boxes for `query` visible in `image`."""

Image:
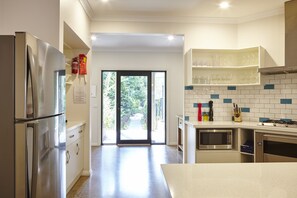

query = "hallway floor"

[67,145,182,198]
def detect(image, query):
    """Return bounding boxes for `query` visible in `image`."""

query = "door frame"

[101,70,167,145]
[116,71,152,145]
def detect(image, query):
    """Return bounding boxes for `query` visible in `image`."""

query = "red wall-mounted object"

[71,57,79,74]
[79,54,87,75]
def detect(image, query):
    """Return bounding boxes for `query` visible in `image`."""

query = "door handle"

[257,142,262,146]
[76,143,80,155]
[66,150,70,164]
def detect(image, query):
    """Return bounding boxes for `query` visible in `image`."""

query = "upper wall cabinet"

[185,47,265,86]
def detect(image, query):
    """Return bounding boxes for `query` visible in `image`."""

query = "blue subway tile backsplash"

[241,107,250,113]
[202,103,209,108]
[193,103,209,108]
[184,74,297,122]
[264,84,275,89]
[223,98,232,103]
[227,86,236,90]
[280,118,292,122]
[185,86,193,90]
[210,94,219,99]
[259,117,270,122]
[280,99,292,104]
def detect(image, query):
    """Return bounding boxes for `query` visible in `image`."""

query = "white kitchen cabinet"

[66,122,85,193]
[185,123,196,164]
[185,47,265,86]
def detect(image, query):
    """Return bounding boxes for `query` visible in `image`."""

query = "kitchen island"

[182,120,297,163]
[161,163,297,198]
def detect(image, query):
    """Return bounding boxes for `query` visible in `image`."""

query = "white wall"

[60,0,92,175]
[0,0,60,49]
[91,51,184,145]
[60,0,91,50]
[90,21,238,145]
[91,22,238,51]
[238,14,285,66]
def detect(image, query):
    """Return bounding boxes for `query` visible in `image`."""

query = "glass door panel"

[151,72,166,144]
[102,71,117,144]
[117,71,151,144]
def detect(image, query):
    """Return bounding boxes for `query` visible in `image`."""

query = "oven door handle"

[263,134,297,144]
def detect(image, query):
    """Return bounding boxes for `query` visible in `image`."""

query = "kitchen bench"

[183,121,297,163]
[161,162,297,198]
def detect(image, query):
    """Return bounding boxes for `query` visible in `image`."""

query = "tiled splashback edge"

[184,74,297,122]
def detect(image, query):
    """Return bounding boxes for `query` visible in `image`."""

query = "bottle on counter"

[203,112,209,121]
[198,103,202,121]
[209,100,214,121]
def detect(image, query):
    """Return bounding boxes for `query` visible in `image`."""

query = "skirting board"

[82,169,92,176]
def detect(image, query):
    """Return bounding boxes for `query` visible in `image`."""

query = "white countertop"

[66,121,85,131]
[161,163,297,198]
[184,121,297,135]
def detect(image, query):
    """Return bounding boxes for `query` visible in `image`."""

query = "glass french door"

[116,71,151,144]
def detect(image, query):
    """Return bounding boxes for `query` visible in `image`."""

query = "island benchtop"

[161,163,297,198]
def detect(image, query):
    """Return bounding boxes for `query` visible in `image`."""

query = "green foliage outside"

[102,72,148,130]
[120,76,147,129]
[102,72,116,130]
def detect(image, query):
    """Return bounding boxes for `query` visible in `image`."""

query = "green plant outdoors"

[120,76,148,130]
[102,72,116,130]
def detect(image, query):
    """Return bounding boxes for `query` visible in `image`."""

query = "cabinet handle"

[79,130,83,133]
[76,143,80,155]
[66,150,70,164]
[69,135,74,138]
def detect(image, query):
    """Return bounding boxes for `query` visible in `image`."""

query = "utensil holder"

[234,113,242,122]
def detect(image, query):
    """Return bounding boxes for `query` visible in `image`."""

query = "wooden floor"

[67,145,182,198]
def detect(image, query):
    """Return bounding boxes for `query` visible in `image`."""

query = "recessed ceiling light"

[168,35,174,41]
[219,1,230,9]
[102,0,109,3]
[91,35,97,41]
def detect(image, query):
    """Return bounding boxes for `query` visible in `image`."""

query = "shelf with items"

[65,62,71,67]
[239,129,255,162]
[177,116,183,152]
[191,65,260,86]
[186,46,265,86]
[65,74,73,85]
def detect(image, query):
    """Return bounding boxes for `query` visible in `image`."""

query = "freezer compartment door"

[15,115,66,198]
[15,32,66,119]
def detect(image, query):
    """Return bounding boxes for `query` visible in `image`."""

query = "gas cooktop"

[258,119,297,128]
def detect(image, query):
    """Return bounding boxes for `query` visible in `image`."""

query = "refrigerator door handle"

[27,46,38,118]
[27,121,39,198]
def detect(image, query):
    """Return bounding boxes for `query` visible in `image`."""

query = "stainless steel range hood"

[259,0,297,75]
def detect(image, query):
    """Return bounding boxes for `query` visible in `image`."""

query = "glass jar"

[203,112,209,121]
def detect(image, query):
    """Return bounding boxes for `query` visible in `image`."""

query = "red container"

[198,103,202,121]
[79,54,87,75]
[71,57,79,74]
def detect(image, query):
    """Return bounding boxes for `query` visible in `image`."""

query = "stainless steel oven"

[198,129,233,150]
[255,131,297,162]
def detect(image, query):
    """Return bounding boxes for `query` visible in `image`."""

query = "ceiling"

[81,0,286,22]
[91,33,184,52]
[82,0,287,52]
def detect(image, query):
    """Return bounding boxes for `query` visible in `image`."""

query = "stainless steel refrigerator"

[0,32,66,198]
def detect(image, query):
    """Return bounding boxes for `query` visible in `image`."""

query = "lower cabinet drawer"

[196,151,241,163]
